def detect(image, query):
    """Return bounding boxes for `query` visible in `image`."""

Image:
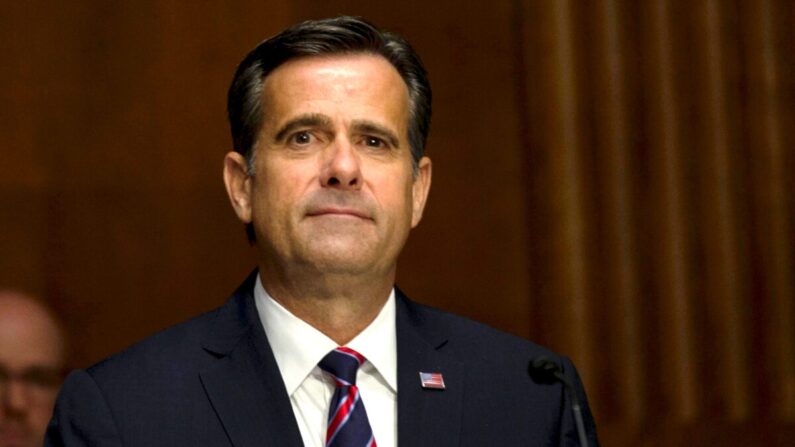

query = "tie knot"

[319,347,366,386]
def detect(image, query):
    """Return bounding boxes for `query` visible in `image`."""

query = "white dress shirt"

[254,275,397,447]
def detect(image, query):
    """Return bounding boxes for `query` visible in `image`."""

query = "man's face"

[225,54,431,280]
[0,295,64,447]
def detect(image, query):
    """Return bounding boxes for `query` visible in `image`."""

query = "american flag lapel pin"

[419,372,445,390]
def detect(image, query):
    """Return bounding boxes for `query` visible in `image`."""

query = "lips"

[302,190,376,221]
[305,207,372,220]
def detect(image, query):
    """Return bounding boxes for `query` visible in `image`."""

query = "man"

[47,16,598,446]
[0,291,65,447]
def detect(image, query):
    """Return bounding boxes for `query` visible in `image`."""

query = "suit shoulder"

[403,298,565,364]
[86,306,222,380]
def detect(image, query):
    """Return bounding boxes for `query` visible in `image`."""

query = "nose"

[320,138,362,190]
[2,380,30,416]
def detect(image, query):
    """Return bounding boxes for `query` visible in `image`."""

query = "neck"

[259,264,394,345]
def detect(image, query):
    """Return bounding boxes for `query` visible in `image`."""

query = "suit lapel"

[396,291,463,447]
[199,272,303,447]
[196,276,464,446]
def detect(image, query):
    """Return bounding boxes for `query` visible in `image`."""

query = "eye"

[22,368,62,389]
[290,131,313,145]
[364,136,386,148]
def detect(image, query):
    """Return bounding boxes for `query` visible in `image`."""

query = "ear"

[410,156,432,228]
[223,151,253,224]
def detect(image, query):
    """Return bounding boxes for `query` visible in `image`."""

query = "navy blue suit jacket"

[46,272,599,446]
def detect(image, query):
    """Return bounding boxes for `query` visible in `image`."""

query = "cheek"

[372,172,415,220]
[31,396,58,428]
[256,162,312,211]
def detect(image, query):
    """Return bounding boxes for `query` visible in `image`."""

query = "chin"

[305,253,378,275]
[297,244,382,275]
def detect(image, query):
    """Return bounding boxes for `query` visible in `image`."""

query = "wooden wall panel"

[1,0,293,365]
[518,0,793,444]
[695,0,750,421]
[590,0,646,425]
[518,0,597,390]
[742,0,795,421]
[644,0,700,422]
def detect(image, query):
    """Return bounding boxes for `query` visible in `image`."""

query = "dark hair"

[227,16,432,171]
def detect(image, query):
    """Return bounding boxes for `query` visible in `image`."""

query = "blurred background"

[1,0,793,445]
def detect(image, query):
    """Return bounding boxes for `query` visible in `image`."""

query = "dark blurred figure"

[0,291,65,447]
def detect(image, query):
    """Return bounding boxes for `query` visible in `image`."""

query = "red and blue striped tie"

[318,347,378,447]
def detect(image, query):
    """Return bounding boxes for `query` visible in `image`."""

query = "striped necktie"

[318,347,378,447]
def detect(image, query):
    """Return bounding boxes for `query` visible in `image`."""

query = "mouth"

[306,207,373,220]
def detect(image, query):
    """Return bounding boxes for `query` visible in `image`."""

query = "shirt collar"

[254,275,397,395]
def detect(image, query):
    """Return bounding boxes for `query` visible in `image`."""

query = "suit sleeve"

[45,369,124,447]
[559,357,600,447]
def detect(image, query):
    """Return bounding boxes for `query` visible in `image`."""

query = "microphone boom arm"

[529,357,590,447]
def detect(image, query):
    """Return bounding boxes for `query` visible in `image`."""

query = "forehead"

[260,53,411,124]
[0,295,63,369]
[265,52,407,92]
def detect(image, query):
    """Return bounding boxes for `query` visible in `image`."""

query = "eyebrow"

[273,113,333,142]
[351,120,401,148]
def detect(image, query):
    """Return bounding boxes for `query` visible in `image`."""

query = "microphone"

[528,357,589,447]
